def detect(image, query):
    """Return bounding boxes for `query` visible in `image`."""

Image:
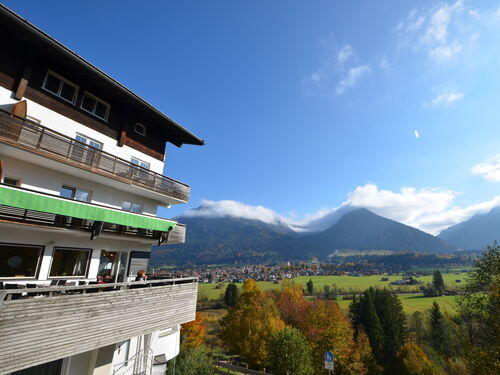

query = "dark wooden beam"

[14,63,32,100]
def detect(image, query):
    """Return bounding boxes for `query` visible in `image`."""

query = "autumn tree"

[392,344,444,375]
[301,299,368,374]
[181,312,206,348]
[275,281,309,327]
[224,283,238,307]
[267,327,314,375]
[219,279,285,369]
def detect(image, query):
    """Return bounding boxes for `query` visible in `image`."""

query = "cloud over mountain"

[471,154,500,182]
[180,183,500,235]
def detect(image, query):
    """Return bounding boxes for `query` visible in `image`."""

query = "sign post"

[324,351,334,374]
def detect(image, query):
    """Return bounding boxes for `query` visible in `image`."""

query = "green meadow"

[198,273,466,314]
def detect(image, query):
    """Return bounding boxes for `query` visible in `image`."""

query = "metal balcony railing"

[0,109,190,202]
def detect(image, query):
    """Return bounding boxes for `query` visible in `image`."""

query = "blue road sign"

[324,351,334,370]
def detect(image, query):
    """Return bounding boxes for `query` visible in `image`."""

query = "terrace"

[0,277,198,375]
[0,108,190,203]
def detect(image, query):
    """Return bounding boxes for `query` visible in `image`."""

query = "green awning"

[0,186,176,232]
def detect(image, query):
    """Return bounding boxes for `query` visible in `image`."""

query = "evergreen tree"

[429,301,445,353]
[432,270,445,296]
[457,242,500,374]
[306,279,314,295]
[350,288,406,367]
[224,283,238,307]
[267,327,314,375]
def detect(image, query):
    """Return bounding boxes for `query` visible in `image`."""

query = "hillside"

[438,206,500,250]
[151,208,454,266]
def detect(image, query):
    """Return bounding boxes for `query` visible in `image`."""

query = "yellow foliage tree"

[393,344,445,375]
[219,279,285,369]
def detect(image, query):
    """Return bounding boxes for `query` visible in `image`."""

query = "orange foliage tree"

[181,311,207,348]
[219,279,285,369]
[275,281,310,328]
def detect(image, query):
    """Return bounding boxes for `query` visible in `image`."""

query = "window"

[42,70,79,104]
[0,243,43,278]
[60,185,90,202]
[71,135,102,165]
[3,177,21,187]
[122,201,142,214]
[80,91,110,121]
[75,134,102,149]
[49,248,90,277]
[134,123,147,137]
[131,157,150,170]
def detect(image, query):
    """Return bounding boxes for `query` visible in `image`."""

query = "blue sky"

[6,0,500,234]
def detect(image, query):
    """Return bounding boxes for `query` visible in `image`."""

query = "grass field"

[335,294,457,314]
[199,273,468,299]
[198,273,465,314]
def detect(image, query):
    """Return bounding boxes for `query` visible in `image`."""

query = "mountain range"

[152,207,461,266]
[438,206,500,250]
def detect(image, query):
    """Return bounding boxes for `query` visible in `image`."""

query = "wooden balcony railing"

[0,109,190,202]
[0,277,198,375]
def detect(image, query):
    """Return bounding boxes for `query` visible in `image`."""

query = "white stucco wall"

[0,156,160,216]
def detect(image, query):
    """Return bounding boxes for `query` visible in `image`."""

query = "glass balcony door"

[71,135,102,166]
[97,251,128,283]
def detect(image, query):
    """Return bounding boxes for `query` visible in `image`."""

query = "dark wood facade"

[0,5,204,162]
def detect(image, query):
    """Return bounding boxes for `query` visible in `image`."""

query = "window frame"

[60,185,91,202]
[131,157,150,170]
[48,247,92,279]
[0,242,44,280]
[80,91,110,121]
[42,70,79,104]
[75,134,103,150]
[122,201,143,214]
[134,123,147,137]
[3,176,22,187]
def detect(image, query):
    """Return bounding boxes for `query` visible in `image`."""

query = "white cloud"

[414,130,420,139]
[182,199,289,226]
[396,1,472,62]
[306,42,374,95]
[182,183,500,236]
[471,154,500,182]
[337,44,354,66]
[430,44,463,61]
[378,56,389,70]
[336,65,371,95]
[429,88,464,105]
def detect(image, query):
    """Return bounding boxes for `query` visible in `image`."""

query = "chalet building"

[0,5,203,375]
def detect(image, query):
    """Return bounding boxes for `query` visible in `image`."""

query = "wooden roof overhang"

[0,4,205,148]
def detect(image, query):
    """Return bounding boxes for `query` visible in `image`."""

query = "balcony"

[0,109,190,202]
[0,277,198,374]
[0,184,186,244]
